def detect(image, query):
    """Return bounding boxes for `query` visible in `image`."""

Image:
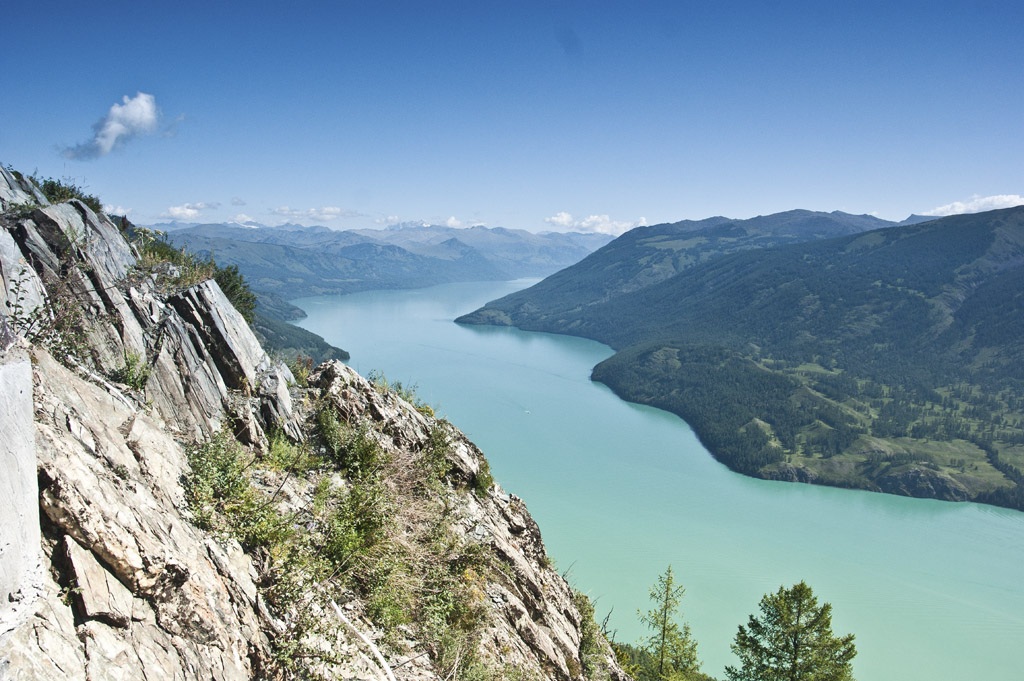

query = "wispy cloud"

[271,206,362,223]
[544,212,647,236]
[162,113,185,138]
[62,92,161,160]
[162,201,220,220]
[231,197,247,206]
[924,194,1024,216]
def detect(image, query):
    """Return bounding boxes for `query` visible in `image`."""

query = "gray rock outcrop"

[0,343,40,649]
[877,466,971,501]
[0,168,629,680]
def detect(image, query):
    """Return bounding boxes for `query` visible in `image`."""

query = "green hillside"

[457,209,893,330]
[464,207,1024,508]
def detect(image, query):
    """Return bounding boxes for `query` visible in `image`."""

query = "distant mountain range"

[160,221,613,307]
[459,207,1024,509]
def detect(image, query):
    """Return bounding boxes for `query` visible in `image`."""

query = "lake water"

[294,280,1024,681]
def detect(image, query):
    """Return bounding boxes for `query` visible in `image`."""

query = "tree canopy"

[726,581,856,681]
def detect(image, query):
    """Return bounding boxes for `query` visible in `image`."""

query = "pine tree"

[637,565,700,680]
[726,581,856,681]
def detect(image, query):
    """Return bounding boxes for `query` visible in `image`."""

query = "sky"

[3,0,1023,234]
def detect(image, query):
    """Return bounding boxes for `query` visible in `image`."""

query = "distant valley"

[155,220,612,361]
[459,208,1024,509]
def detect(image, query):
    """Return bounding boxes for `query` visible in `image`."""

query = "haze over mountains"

[460,207,1024,510]
[161,220,613,302]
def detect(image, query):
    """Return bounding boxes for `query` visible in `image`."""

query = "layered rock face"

[0,169,628,681]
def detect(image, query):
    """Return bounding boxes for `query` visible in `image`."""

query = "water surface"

[295,280,1024,681]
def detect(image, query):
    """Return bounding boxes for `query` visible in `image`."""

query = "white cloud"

[545,211,575,228]
[162,201,220,220]
[103,204,130,216]
[233,213,259,225]
[271,205,361,223]
[231,197,247,206]
[375,215,401,225]
[924,194,1024,216]
[544,212,647,236]
[445,216,463,228]
[62,92,161,160]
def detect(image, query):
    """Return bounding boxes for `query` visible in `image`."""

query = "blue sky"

[3,1,1022,233]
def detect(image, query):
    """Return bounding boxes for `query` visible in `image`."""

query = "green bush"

[314,404,386,479]
[472,457,494,497]
[111,350,150,390]
[184,431,290,548]
[34,175,102,213]
[214,263,257,323]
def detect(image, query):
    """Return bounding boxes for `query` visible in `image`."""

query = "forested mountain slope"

[457,210,892,330]
[465,207,1024,508]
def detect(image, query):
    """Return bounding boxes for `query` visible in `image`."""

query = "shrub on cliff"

[34,175,103,213]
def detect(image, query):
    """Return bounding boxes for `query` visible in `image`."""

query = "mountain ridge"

[457,208,904,329]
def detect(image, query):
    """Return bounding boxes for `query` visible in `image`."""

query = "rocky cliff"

[0,167,629,681]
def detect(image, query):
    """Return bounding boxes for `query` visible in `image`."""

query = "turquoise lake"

[294,279,1024,681]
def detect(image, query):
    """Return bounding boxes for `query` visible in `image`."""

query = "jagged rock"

[168,280,270,391]
[309,360,629,681]
[259,362,301,441]
[0,168,48,210]
[145,312,230,439]
[26,348,266,679]
[0,229,46,319]
[62,537,136,628]
[0,581,86,681]
[1,175,629,681]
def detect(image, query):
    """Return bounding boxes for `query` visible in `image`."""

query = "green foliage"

[184,431,291,548]
[214,263,257,323]
[34,175,103,213]
[313,405,387,478]
[369,369,436,416]
[471,457,494,498]
[637,565,700,681]
[420,424,453,489]
[132,227,218,288]
[110,350,150,390]
[128,227,259,323]
[286,354,314,387]
[5,264,88,363]
[725,581,856,681]
[264,430,319,472]
[576,210,1024,508]
[183,392,506,678]
[574,590,603,678]
[5,201,39,217]
[320,477,393,570]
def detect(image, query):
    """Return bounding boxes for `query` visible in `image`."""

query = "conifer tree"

[726,581,856,681]
[638,565,700,680]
